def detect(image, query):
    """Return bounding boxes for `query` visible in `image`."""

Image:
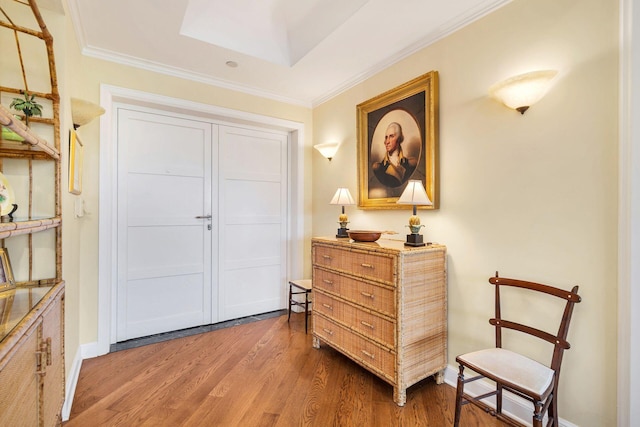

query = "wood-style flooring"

[64,313,513,427]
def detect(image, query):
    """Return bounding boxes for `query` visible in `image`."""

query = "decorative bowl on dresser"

[311,236,447,406]
[346,230,382,242]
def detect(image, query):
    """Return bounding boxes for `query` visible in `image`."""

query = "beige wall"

[312,0,617,425]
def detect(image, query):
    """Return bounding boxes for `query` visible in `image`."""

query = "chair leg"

[454,365,465,427]
[287,284,292,322]
[496,383,503,414]
[533,401,544,427]
[304,292,309,334]
[549,392,558,426]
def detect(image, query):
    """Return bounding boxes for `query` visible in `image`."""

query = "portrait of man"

[372,121,417,188]
[367,108,423,199]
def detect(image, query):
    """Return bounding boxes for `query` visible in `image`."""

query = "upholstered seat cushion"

[457,348,554,400]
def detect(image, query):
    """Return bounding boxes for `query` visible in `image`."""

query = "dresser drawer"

[314,245,394,284]
[351,305,395,347]
[314,315,395,381]
[345,250,394,283]
[314,268,396,317]
[313,291,344,320]
[313,267,343,294]
[313,245,344,270]
[314,291,395,347]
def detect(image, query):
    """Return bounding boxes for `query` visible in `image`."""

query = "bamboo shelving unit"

[0,1,66,424]
[0,0,62,286]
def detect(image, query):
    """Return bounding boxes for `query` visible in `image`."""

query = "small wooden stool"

[288,279,312,333]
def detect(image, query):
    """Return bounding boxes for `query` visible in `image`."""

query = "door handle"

[195,215,212,220]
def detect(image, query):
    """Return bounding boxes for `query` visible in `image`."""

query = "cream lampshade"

[330,187,355,238]
[396,180,432,246]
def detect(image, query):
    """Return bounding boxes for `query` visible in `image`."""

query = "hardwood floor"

[65,314,513,427]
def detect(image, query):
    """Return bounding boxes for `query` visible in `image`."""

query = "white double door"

[116,107,288,341]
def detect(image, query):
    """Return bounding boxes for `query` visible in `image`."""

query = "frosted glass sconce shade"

[489,70,557,114]
[314,141,340,161]
[71,98,105,129]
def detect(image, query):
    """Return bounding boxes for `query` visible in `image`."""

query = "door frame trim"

[97,84,305,355]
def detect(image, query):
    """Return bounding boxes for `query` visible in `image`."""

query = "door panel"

[126,226,204,280]
[127,174,204,226]
[124,274,206,338]
[117,108,213,341]
[223,264,282,316]
[219,125,288,320]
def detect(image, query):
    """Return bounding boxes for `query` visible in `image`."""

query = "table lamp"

[330,188,355,238]
[396,180,432,246]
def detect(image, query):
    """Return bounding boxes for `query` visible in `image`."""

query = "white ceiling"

[64,0,512,107]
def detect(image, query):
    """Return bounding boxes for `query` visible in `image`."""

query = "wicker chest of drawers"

[311,236,447,406]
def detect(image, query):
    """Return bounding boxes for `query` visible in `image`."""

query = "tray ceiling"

[65,0,512,107]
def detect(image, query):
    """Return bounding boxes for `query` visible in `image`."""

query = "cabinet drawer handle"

[44,337,52,366]
[361,349,375,360]
[323,279,334,285]
[322,328,335,336]
[360,320,375,329]
[36,340,49,375]
[322,303,333,310]
[361,263,374,269]
[323,255,333,260]
[360,291,375,299]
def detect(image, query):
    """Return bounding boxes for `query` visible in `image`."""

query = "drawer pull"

[322,303,333,310]
[361,263,374,269]
[361,349,375,360]
[360,291,375,299]
[323,279,334,285]
[322,255,333,260]
[360,320,375,329]
[36,340,50,375]
[322,328,335,336]
[44,337,52,365]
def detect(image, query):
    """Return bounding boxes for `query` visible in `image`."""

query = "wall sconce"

[330,187,355,238]
[314,141,340,161]
[488,70,557,114]
[71,98,105,129]
[396,180,432,247]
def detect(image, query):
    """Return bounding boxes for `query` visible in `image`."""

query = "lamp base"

[404,233,425,247]
[336,227,350,238]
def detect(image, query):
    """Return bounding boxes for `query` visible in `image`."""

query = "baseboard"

[61,341,100,421]
[443,365,578,427]
[61,347,83,421]
[80,341,101,359]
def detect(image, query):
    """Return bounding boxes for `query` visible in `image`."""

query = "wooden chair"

[454,272,581,427]
[287,279,312,333]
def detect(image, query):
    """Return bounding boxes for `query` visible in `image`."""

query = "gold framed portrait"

[357,71,439,209]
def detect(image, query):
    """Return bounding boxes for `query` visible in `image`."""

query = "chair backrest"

[489,272,581,375]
